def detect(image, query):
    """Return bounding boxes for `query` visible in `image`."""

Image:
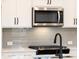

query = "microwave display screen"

[35,11,58,23]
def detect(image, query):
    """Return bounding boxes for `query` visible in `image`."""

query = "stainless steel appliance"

[32,7,64,26]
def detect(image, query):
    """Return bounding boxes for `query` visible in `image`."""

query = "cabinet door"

[63,0,77,28]
[17,0,32,28]
[2,53,18,59]
[2,53,8,59]
[32,0,64,7]
[73,0,77,27]
[32,0,47,7]
[2,0,17,28]
[18,53,34,59]
[51,0,64,7]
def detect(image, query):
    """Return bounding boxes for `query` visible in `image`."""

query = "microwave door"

[34,11,58,23]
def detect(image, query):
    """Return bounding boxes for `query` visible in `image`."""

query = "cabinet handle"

[14,17,16,25]
[74,18,77,25]
[49,0,51,4]
[17,17,19,24]
[76,18,77,25]
[74,18,75,25]
[47,0,49,4]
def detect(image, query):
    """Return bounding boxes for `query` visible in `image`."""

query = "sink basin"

[29,45,70,55]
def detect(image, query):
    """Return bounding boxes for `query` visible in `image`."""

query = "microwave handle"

[58,11,60,23]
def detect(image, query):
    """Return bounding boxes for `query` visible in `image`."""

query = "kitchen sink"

[29,45,70,55]
[29,45,67,50]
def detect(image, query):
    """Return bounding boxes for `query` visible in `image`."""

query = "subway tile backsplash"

[2,27,77,48]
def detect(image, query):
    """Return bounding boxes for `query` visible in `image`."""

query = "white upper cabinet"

[2,0,17,28]
[32,0,64,7]
[17,0,32,28]
[51,0,64,7]
[63,0,77,28]
[2,0,32,28]
[32,0,47,7]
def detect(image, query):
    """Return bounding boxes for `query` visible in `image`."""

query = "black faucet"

[54,33,63,58]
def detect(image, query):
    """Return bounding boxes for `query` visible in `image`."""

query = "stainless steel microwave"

[32,7,64,26]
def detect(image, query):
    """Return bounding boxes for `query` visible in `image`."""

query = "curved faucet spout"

[54,33,63,58]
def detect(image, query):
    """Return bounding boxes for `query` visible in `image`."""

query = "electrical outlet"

[7,41,13,46]
[68,41,73,45]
